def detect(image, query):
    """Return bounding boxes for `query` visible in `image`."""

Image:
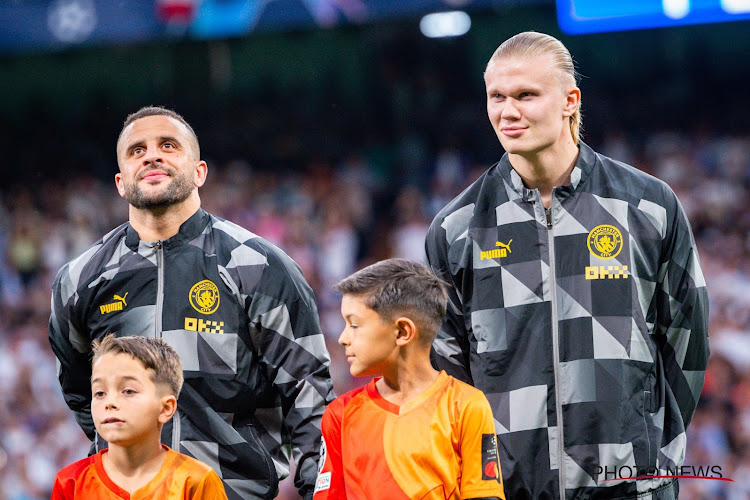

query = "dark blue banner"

[557,0,750,34]
[0,0,500,55]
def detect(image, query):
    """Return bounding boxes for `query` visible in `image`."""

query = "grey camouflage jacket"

[426,143,709,500]
[49,208,334,500]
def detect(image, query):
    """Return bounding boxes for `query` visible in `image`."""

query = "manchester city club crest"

[189,279,220,314]
[587,224,623,259]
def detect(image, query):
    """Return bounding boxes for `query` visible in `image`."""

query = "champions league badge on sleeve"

[318,436,327,474]
[314,435,331,493]
[482,434,502,484]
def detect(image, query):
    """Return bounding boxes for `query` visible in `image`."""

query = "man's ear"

[158,394,177,424]
[115,172,126,198]
[194,160,208,188]
[563,87,581,118]
[394,317,418,347]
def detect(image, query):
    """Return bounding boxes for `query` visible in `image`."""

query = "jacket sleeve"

[48,265,95,441]
[425,215,473,385]
[655,193,709,429]
[246,247,335,499]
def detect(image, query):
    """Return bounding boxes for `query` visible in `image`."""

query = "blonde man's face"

[485,54,579,158]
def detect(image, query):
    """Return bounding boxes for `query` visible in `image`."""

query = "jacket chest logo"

[587,225,623,259]
[586,225,629,280]
[189,280,220,314]
[480,240,513,260]
[100,292,128,315]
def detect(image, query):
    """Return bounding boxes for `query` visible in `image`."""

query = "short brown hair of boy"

[334,259,448,344]
[92,334,184,398]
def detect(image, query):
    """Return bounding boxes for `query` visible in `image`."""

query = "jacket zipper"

[172,410,181,451]
[546,195,566,500]
[155,241,180,450]
[155,241,164,339]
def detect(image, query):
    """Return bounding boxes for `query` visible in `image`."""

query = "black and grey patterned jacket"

[426,143,709,500]
[49,208,334,500]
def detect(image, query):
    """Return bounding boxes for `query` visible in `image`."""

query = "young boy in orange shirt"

[51,335,228,499]
[314,259,505,500]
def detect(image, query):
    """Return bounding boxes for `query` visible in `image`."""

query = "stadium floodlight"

[419,11,471,38]
[722,0,750,13]
[662,0,690,19]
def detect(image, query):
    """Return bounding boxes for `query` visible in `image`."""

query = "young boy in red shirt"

[51,334,227,499]
[314,259,505,500]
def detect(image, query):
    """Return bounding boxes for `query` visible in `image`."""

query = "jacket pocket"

[241,422,279,499]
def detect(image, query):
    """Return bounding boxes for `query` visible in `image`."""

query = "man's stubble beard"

[124,170,195,210]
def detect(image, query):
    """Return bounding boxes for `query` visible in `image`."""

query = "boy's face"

[339,294,397,377]
[91,352,175,447]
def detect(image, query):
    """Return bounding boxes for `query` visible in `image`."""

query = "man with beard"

[49,106,335,500]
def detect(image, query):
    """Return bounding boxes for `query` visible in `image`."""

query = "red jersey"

[51,446,227,499]
[314,371,505,500]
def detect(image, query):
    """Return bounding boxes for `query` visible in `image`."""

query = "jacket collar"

[499,141,596,201]
[125,208,209,251]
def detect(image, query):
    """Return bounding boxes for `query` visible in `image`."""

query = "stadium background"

[1,0,749,498]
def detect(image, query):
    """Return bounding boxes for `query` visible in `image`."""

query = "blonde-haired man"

[426,31,708,499]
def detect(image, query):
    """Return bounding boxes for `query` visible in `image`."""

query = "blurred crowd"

[2,29,750,498]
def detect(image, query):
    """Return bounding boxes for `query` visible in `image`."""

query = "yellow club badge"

[587,224,623,259]
[189,280,220,315]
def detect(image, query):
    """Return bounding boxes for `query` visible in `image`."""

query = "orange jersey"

[51,446,228,500]
[314,371,505,500]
